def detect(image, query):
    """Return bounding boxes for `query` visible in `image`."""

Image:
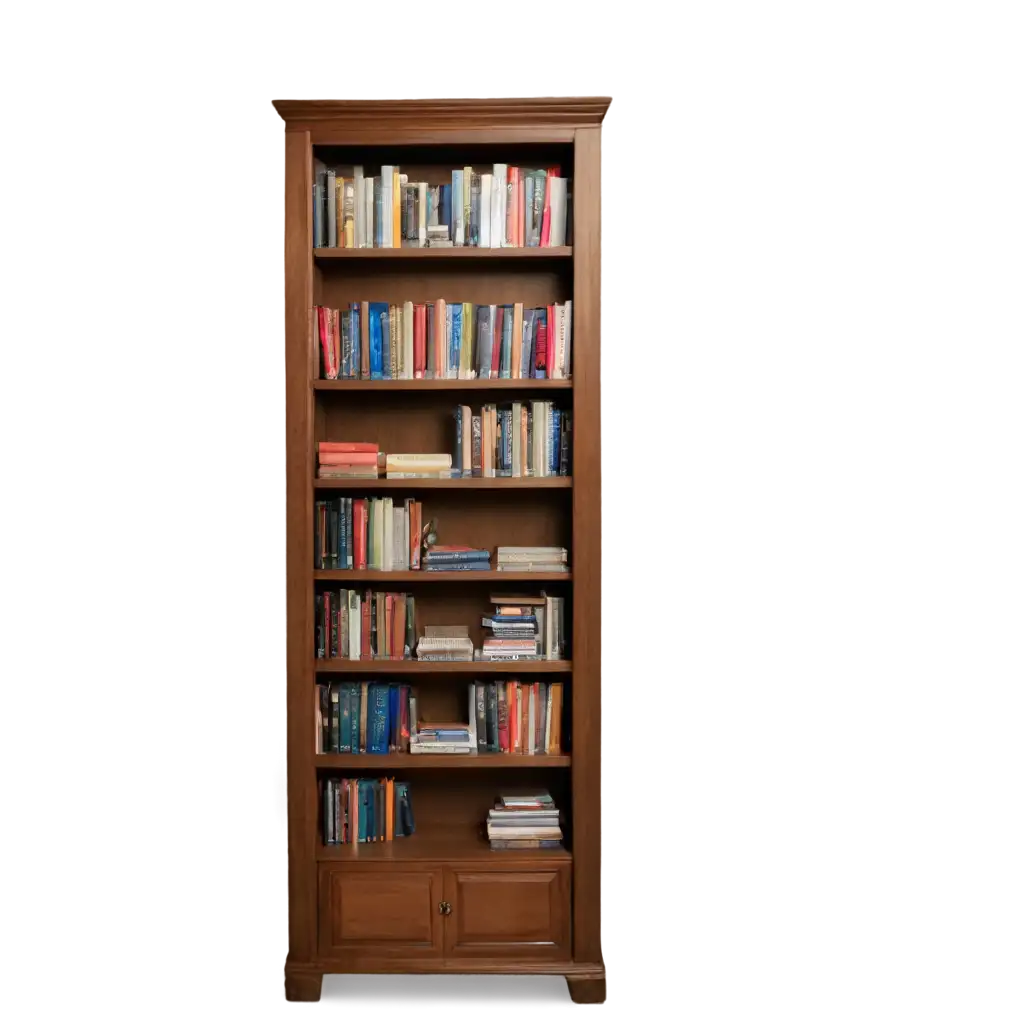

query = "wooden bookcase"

[273,97,609,1003]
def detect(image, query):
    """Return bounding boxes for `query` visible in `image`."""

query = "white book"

[562,300,572,378]
[364,186,374,248]
[349,593,361,659]
[409,696,418,740]
[410,742,475,755]
[417,182,427,247]
[467,683,478,749]
[548,177,567,247]
[544,687,553,753]
[353,167,364,248]
[383,497,393,569]
[492,164,507,248]
[392,507,403,569]
[479,174,492,247]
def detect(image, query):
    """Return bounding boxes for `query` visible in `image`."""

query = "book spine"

[486,683,498,752]
[497,682,509,752]
[475,683,487,753]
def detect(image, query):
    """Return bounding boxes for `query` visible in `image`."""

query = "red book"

[535,320,547,375]
[331,308,341,377]
[498,684,510,752]
[353,498,366,569]
[318,306,335,379]
[409,500,421,569]
[540,178,552,247]
[318,451,379,466]
[318,442,378,453]
[413,304,426,379]
[385,594,394,657]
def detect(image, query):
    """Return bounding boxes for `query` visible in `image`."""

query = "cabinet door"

[318,865,443,959]
[444,866,570,959]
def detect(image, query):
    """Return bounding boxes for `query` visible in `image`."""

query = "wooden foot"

[284,967,323,1002]
[567,976,606,1003]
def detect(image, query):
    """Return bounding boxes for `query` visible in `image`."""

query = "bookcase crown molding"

[272,97,612,132]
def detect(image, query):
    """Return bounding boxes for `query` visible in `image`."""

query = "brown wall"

[598,123,1024,995]
[2,6,1024,1015]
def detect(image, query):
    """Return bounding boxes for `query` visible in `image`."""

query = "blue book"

[451,171,463,244]
[369,302,387,379]
[440,184,451,227]
[350,684,362,752]
[381,306,391,379]
[338,501,347,569]
[357,780,368,842]
[369,684,390,754]
[451,303,462,374]
[388,685,399,751]
[423,549,490,562]
[551,409,561,474]
[500,307,513,378]
[350,305,360,379]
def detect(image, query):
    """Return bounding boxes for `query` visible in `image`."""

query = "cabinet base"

[566,976,606,1003]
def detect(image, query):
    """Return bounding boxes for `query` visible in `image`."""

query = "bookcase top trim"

[272,97,612,131]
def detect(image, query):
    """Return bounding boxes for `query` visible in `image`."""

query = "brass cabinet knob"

[438,901,452,916]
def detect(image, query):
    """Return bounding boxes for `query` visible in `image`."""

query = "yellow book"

[392,170,401,248]
[335,178,345,248]
[511,302,524,379]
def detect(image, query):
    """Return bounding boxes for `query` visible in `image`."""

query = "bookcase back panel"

[379,769,572,829]
[313,144,574,183]
[318,397,571,473]
[313,583,572,653]
[315,265,571,309]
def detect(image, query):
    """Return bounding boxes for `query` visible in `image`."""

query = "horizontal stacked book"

[411,703,475,754]
[314,299,571,381]
[316,682,412,753]
[423,545,492,572]
[313,163,571,250]
[480,593,566,661]
[315,590,415,660]
[496,547,569,573]
[416,625,474,663]
[317,440,381,478]
[453,402,570,478]
[322,778,415,844]
[385,453,452,480]
[486,790,563,850]
[314,497,423,570]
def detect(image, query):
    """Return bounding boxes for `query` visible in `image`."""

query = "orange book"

[384,594,393,658]
[385,779,394,840]
[392,170,401,248]
[319,441,378,453]
[318,451,379,466]
[550,683,562,754]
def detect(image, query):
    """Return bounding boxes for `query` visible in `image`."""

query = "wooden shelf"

[315,659,572,675]
[314,570,571,583]
[313,378,572,392]
[316,825,571,863]
[314,477,571,491]
[315,753,571,769]
[314,246,572,261]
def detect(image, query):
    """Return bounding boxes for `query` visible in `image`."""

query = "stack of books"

[410,714,475,755]
[314,497,423,571]
[481,596,539,660]
[323,778,414,844]
[313,163,571,250]
[496,547,570,573]
[423,545,492,572]
[317,441,380,479]
[416,625,474,662]
[486,790,563,850]
[385,453,452,480]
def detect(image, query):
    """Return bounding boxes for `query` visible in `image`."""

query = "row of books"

[313,163,571,249]
[315,590,415,660]
[487,791,563,850]
[314,681,564,755]
[422,546,491,572]
[314,494,423,569]
[321,778,415,844]
[453,403,570,478]
[481,594,566,661]
[315,300,572,381]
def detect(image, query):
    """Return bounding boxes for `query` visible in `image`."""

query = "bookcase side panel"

[285,128,317,960]
[570,126,602,966]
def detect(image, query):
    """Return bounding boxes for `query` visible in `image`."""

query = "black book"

[486,683,499,752]
[475,682,487,753]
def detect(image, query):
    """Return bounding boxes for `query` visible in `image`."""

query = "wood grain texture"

[314,753,570,769]
[284,958,323,1001]
[313,379,572,392]
[314,660,571,675]
[284,129,317,963]
[567,976,606,1003]
[314,246,572,260]
[570,126,603,969]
